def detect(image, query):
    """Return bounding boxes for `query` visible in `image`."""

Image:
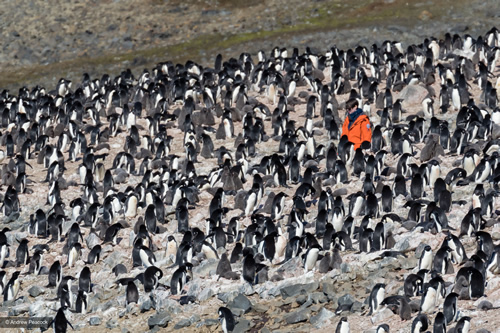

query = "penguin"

[397,296,412,321]
[335,317,350,333]
[411,313,429,333]
[404,273,423,297]
[57,276,75,309]
[139,243,156,268]
[216,253,237,280]
[165,235,178,263]
[67,242,82,268]
[218,307,236,333]
[381,185,393,212]
[28,249,44,275]
[112,264,128,277]
[452,316,471,333]
[78,266,92,293]
[103,223,124,245]
[243,189,258,217]
[433,246,452,275]
[86,244,101,265]
[468,268,485,299]
[376,324,390,333]
[75,290,88,314]
[176,198,190,233]
[48,260,63,288]
[3,271,21,301]
[443,292,459,324]
[51,306,74,333]
[418,245,433,271]
[242,253,256,285]
[303,244,321,273]
[271,192,287,220]
[420,285,437,313]
[14,239,29,269]
[170,264,191,295]
[433,312,446,333]
[126,280,139,305]
[368,283,386,315]
[144,266,163,292]
[230,242,243,264]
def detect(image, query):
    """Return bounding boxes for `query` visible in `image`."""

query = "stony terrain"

[1,2,500,333]
[1,0,499,90]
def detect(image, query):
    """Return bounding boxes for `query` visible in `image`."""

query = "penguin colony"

[0,28,500,332]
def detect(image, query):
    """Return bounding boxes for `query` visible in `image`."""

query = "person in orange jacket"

[341,98,372,149]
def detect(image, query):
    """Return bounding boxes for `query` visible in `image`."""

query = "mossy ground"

[0,0,474,90]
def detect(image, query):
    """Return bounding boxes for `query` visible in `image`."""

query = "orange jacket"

[341,113,372,149]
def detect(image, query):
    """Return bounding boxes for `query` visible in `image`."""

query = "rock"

[285,308,311,324]
[310,307,334,328]
[196,318,219,328]
[233,318,252,333]
[309,292,328,304]
[228,293,252,314]
[252,303,269,313]
[28,285,45,297]
[370,308,394,323]
[197,287,214,302]
[400,85,429,107]
[296,294,308,305]
[174,318,192,329]
[106,319,119,329]
[29,300,46,317]
[338,294,355,308]
[85,232,101,249]
[352,301,365,313]
[192,258,219,277]
[340,263,351,273]
[103,249,126,269]
[280,282,319,299]
[140,297,154,312]
[89,316,102,326]
[394,237,410,252]
[218,291,238,304]
[8,304,29,316]
[148,311,172,328]
[151,290,181,313]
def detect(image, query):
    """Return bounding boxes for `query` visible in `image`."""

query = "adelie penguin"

[78,266,92,293]
[368,283,386,315]
[170,264,191,295]
[303,244,322,273]
[144,265,163,292]
[218,307,236,333]
[3,271,21,301]
[126,280,139,305]
[335,317,350,333]
[50,306,74,333]
[86,245,102,265]
[103,223,124,245]
[16,239,29,267]
[48,260,63,288]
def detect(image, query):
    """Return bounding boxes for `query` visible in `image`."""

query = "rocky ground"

[1,0,499,90]
[1,1,500,333]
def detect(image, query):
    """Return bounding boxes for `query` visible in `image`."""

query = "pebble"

[310,307,334,328]
[148,311,171,328]
[285,308,311,324]
[228,293,252,314]
[280,282,319,299]
[28,285,45,297]
[89,316,102,326]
